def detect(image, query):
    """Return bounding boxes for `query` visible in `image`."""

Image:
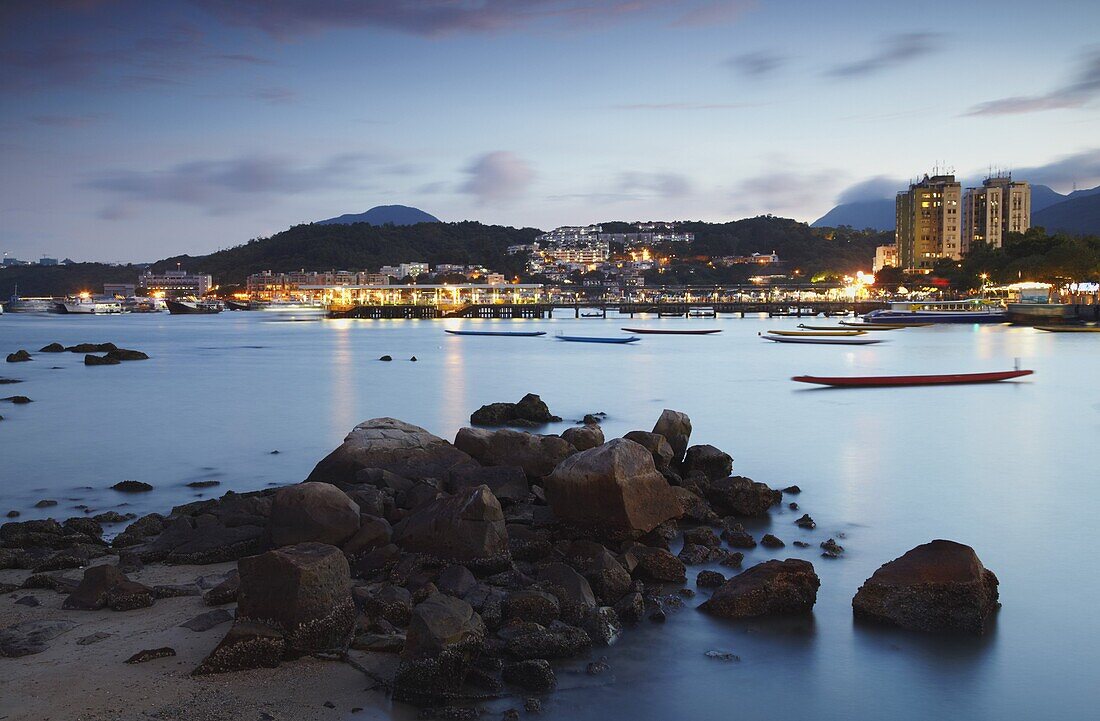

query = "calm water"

[1,311,1098,720]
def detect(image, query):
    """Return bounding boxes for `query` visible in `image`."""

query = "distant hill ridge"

[316,205,440,226]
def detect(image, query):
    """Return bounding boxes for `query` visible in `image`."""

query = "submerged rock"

[852,540,1000,635]
[701,559,820,619]
[84,354,120,366]
[470,393,561,427]
[111,480,153,493]
[38,343,65,353]
[6,350,32,363]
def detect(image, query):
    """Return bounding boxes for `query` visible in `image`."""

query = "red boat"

[620,328,722,335]
[792,369,1034,387]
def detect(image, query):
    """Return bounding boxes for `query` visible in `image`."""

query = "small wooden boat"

[620,328,722,335]
[797,324,893,332]
[840,321,931,329]
[557,334,640,344]
[762,334,881,345]
[768,329,866,337]
[445,329,546,337]
[1034,325,1100,333]
[792,369,1034,387]
[580,312,604,318]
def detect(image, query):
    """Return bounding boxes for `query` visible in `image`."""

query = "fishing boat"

[863,299,1006,324]
[166,298,223,314]
[798,324,883,332]
[768,329,866,337]
[445,329,546,337]
[620,328,721,335]
[1034,325,1100,333]
[557,334,640,344]
[761,334,881,345]
[840,320,931,329]
[4,286,57,313]
[56,296,125,314]
[792,369,1034,386]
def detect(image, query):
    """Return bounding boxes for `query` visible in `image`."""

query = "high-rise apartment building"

[896,174,962,270]
[963,176,1030,252]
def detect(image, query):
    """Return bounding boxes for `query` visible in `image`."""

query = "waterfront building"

[873,244,899,272]
[716,251,781,267]
[963,176,1030,252]
[246,270,389,299]
[138,268,213,297]
[39,257,58,266]
[398,262,429,278]
[896,173,962,270]
[104,283,136,297]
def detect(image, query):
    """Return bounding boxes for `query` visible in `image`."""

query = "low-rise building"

[139,268,213,297]
[873,245,899,273]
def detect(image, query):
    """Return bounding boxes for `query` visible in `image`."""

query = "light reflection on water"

[0,312,1098,720]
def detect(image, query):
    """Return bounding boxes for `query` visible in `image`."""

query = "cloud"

[827,32,943,78]
[460,151,535,204]
[618,172,692,198]
[209,53,273,65]
[836,175,902,204]
[1014,148,1100,190]
[192,0,746,38]
[966,49,1100,116]
[726,50,785,78]
[253,86,296,104]
[30,113,103,127]
[731,168,836,216]
[87,153,385,216]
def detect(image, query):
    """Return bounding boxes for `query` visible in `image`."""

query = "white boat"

[260,299,326,312]
[5,287,57,313]
[863,299,1006,324]
[761,333,881,345]
[56,297,125,314]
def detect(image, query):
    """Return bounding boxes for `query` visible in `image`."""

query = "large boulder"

[543,438,682,538]
[652,409,691,462]
[268,482,360,548]
[622,431,674,472]
[391,485,509,570]
[141,515,265,565]
[307,418,476,483]
[454,427,576,480]
[561,424,605,451]
[394,593,486,704]
[446,464,529,506]
[701,559,820,618]
[852,540,1000,635]
[682,444,733,482]
[63,564,154,612]
[704,476,781,517]
[470,393,561,427]
[236,542,355,655]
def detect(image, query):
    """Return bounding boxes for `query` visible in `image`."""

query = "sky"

[2,0,1100,262]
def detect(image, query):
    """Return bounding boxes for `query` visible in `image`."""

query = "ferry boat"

[863,299,1006,324]
[166,298,223,314]
[55,296,125,314]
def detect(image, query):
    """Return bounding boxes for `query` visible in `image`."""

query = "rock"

[39,343,65,353]
[105,348,149,361]
[92,511,131,524]
[788,502,799,510]
[446,465,529,506]
[705,476,781,517]
[436,565,477,598]
[470,393,562,427]
[525,698,542,713]
[33,499,57,508]
[181,609,234,632]
[144,515,264,565]
[562,541,632,604]
[503,590,560,625]
[1,395,31,404]
[236,542,355,655]
[308,418,476,484]
[504,621,591,660]
[503,659,556,692]
[5,511,18,518]
[84,354,120,366]
[111,480,153,493]
[108,579,157,611]
[6,350,32,363]
[683,527,721,548]
[15,595,40,607]
[391,485,509,570]
[536,563,597,614]
[671,487,715,524]
[696,570,725,588]
[187,480,221,488]
[154,583,200,599]
[721,523,756,549]
[561,424,605,451]
[793,541,811,548]
[193,621,286,675]
[543,438,681,538]
[852,540,1000,635]
[820,539,844,558]
[379,355,392,361]
[578,606,621,645]
[65,342,116,353]
[342,514,392,557]
[701,559,820,618]
[359,583,412,626]
[394,594,487,704]
[622,431,675,472]
[455,427,575,480]
[125,647,176,663]
[783,485,802,494]
[761,534,785,548]
[614,592,645,623]
[268,482,360,548]
[351,631,405,653]
[705,650,740,662]
[795,514,816,529]
[651,409,691,462]
[682,445,733,482]
[0,620,76,657]
[64,564,154,611]
[76,632,111,645]
[622,544,686,583]
[63,517,103,537]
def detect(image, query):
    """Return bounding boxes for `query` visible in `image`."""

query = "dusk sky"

[2,0,1100,262]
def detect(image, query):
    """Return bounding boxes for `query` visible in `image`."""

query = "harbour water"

[1,312,1098,720]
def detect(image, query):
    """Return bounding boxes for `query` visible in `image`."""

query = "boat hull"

[792,370,1034,386]
[762,335,880,345]
[620,328,721,335]
[768,329,866,337]
[557,335,639,344]
[1035,326,1100,333]
[166,300,222,315]
[863,310,1006,324]
[445,330,546,337]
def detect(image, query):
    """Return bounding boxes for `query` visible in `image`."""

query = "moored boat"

[768,329,866,337]
[840,321,932,329]
[557,334,640,344]
[56,297,125,314]
[4,287,57,313]
[762,334,881,345]
[1034,325,1100,333]
[620,328,721,335]
[445,329,546,337]
[863,299,1006,324]
[792,369,1034,386]
[166,298,223,314]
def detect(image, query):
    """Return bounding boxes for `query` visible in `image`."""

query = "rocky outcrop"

[63,565,155,611]
[105,348,149,361]
[391,486,509,570]
[142,515,265,565]
[470,393,561,427]
[308,418,477,484]
[652,409,691,462]
[561,424,605,451]
[704,476,781,517]
[622,430,675,472]
[454,427,575,480]
[852,540,1000,634]
[543,438,681,538]
[84,354,120,366]
[268,482,360,548]
[38,343,65,353]
[682,445,733,482]
[6,350,32,363]
[701,559,820,618]
[446,465,529,506]
[394,594,487,704]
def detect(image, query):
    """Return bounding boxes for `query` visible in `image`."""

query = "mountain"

[811,199,895,231]
[316,205,440,226]
[1032,192,1100,236]
[1030,184,1067,212]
